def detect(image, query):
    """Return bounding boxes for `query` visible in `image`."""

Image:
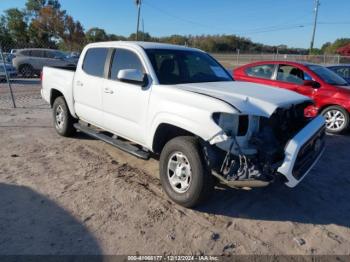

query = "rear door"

[29,50,46,71]
[102,48,151,145]
[74,47,109,127]
[243,64,277,85]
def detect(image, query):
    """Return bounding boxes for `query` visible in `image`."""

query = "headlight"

[212,113,249,136]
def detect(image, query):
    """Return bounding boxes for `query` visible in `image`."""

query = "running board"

[74,123,150,160]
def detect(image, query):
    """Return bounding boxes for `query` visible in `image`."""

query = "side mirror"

[117,69,148,87]
[303,80,321,89]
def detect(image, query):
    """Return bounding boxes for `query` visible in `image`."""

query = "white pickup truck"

[41,41,326,207]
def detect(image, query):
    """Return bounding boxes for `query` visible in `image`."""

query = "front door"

[102,48,151,145]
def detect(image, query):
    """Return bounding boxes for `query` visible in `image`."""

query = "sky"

[0,0,349,48]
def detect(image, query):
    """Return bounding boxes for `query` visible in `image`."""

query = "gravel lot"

[0,80,350,255]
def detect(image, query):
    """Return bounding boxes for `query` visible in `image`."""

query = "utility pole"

[142,18,145,41]
[310,0,320,52]
[135,0,142,41]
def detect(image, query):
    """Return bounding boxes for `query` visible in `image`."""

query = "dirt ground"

[0,80,350,255]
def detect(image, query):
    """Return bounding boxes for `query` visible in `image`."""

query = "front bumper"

[277,115,326,188]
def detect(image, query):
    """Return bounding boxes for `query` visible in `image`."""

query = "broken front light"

[212,112,260,137]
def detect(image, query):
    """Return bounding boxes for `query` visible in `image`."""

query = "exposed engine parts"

[208,102,312,185]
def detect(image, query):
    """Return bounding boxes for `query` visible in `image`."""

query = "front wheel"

[321,106,349,134]
[159,136,213,208]
[52,96,77,137]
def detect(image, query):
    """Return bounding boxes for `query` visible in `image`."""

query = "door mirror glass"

[304,80,321,89]
[117,69,147,86]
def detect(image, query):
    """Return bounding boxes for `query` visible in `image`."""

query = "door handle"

[104,88,114,94]
[76,81,84,87]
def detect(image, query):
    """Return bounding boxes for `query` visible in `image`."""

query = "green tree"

[0,16,14,50]
[86,27,108,43]
[321,42,331,53]
[60,15,85,51]
[108,34,127,41]
[324,38,350,54]
[25,0,46,18]
[47,0,61,9]
[310,48,322,55]
[29,6,66,47]
[2,8,28,45]
[128,31,153,41]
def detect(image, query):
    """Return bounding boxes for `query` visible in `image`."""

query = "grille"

[292,126,326,180]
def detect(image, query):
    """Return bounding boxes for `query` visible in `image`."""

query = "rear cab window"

[245,64,275,79]
[82,48,109,77]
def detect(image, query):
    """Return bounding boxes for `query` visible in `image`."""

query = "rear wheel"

[159,136,213,208]
[20,64,34,78]
[321,106,349,134]
[52,96,77,137]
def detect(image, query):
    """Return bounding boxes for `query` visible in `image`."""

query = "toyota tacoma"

[41,42,326,207]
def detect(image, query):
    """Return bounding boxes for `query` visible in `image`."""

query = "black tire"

[52,96,77,137]
[159,136,213,208]
[19,64,34,78]
[321,106,349,134]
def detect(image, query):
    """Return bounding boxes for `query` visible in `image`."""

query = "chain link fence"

[0,41,79,109]
[1,41,350,109]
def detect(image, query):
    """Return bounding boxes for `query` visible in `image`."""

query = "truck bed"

[41,66,76,115]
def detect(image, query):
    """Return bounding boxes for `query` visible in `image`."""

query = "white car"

[41,42,326,207]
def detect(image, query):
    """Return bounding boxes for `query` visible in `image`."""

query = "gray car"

[12,48,77,78]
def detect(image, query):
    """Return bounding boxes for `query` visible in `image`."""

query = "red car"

[234,61,350,134]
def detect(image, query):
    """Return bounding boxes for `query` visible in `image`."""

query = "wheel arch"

[152,123,198,154]
[319,104,348,114]
[50,89,77,118]
[148,111,225,154]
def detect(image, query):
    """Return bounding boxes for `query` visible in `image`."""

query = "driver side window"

[277,65,310,85]
[109,49,145,80]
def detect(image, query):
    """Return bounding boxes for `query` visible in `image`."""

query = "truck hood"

[175,81,311,117]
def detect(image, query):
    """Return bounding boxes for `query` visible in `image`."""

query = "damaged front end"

[205,102,326,188]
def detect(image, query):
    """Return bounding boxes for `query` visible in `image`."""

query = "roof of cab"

[86,41,201,52]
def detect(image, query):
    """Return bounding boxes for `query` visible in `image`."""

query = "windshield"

[146,49,233,85]
[307,65,349,86]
